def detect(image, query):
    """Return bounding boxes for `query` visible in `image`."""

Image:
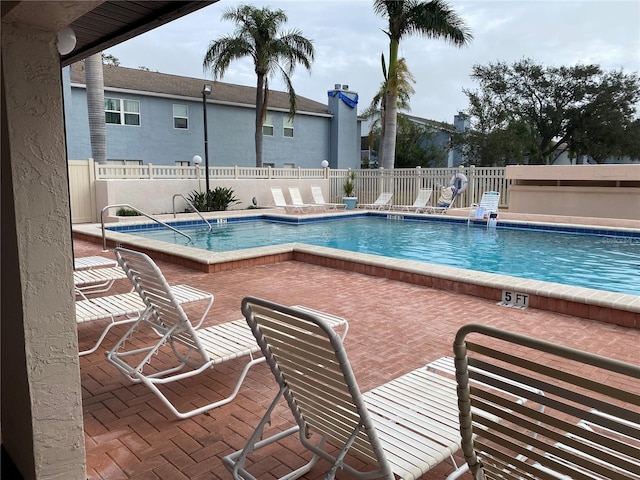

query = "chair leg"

[134,354,266,419]
[78,315,139,356]
[223,387,323,480]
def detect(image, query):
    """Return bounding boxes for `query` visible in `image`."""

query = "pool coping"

[73,210,640,329]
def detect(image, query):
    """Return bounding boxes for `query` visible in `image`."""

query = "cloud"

[105,0,640,125]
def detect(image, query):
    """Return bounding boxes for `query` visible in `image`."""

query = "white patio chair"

[73,265,129,299]
[270,186,307,213]
[310,185,345,209]
[425,186,459,214]
[357,191,393,210]
[76,283,213,356]
[288,186,323,212]
[106,248,348,419]
[74,255,117,270]
[453,323,640,480]
[468,191,500,221]
[224,297,469,480]
[392,188,432,212]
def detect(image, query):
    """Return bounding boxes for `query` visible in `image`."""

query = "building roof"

[404,113,454,132]
[70,63,330,115]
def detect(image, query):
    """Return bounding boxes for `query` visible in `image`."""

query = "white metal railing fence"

[93,162,510,208]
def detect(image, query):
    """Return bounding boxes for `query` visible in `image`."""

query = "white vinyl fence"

[70,159,511,223]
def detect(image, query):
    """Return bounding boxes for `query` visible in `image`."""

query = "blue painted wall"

[64,71,349,168]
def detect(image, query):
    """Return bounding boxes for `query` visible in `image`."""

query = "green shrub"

[116,207,139,216]
[187,187,240,212]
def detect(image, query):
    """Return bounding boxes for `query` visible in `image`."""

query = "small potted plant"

[342,170,357,210]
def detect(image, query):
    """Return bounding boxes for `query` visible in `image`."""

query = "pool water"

[116,217,640,295]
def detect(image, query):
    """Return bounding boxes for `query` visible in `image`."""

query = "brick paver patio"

[74,238,639,480]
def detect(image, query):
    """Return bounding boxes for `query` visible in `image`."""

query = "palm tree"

[203,5,314,167]
[85,53,107,164]
[373,0,472,169]
[362,55,416,164]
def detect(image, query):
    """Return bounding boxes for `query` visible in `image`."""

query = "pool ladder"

[172,194,212,232]
[101,203,193,251]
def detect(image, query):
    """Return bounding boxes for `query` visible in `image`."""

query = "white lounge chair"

[224,297,469,480]
[74,255,117,270]
[357,191,393,210]
[76,284,213,356]
[73,265,128,298]
[310,185,345,209]
[392,188,432,212]
[469,191,500,221]
[453,323,640,480]
[425,186,458,214]
[288,186,323,212]
[106,248,348,419]
[270,186,308,213]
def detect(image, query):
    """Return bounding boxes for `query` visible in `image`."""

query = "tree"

[203,5,314,167]
[394,115,447,167]
[361,56,416,164]
[370,115,447,168]
[373,0,472,170]
[85,53,106,164]
[461,59,640,164]
[102,53,120,66]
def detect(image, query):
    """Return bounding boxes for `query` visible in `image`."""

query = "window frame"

[105,96,140,126]
[262,114,274,136]
[283,117,294,138]
[173,104,189,130]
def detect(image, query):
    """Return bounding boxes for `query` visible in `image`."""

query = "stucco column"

[1,19,86,480]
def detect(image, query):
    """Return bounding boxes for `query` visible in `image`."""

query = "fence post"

[235,165,239,179]
[148,163,153,179]
[468,165,476,205]
[378,167,385,196]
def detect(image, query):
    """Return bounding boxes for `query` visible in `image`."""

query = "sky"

[105,0,640,125]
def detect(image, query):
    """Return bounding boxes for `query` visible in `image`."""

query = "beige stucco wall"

[1,2,98,478]
[95,178,333,218]
[506,165,640,220]
[506,164,640,181]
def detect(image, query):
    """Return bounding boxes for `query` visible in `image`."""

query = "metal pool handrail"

[100,204,191,251]
[172,194,212,231]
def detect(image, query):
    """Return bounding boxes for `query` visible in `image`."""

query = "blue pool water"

[111,216,640,295]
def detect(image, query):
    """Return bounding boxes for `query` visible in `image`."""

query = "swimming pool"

[109,215,640,295]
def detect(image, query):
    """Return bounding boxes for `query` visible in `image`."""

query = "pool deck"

[74,208,640,328]
[74,232,640,480]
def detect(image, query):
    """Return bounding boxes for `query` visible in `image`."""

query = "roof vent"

[342,84,349,90]
[334,83,341,89]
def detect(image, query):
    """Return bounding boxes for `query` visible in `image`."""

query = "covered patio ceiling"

[1,1,217,66]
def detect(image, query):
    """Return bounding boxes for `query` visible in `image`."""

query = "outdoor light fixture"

[201,84,212,193]
[321,160,329,168]
[57,26,76,55]
[192,155,203,193]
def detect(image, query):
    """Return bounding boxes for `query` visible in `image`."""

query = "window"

[262,114,274,136]
[283,117,294,138]
[105,97,140,126]
[173,104,188,129]
[283,163,296,169]
[175,161,190,166]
